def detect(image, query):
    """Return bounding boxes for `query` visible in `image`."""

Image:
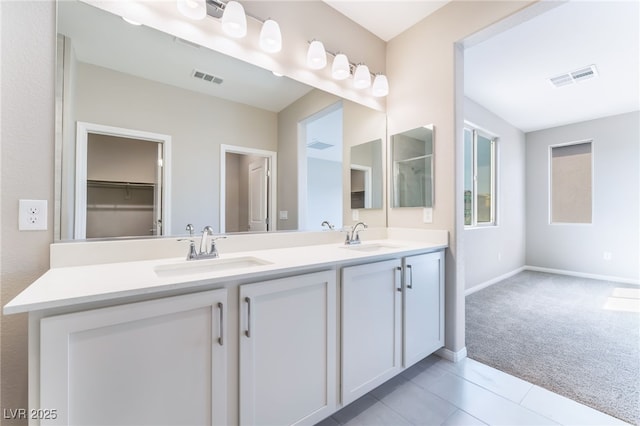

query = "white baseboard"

[525,265,640,285]
[436,347,467,363]
[465,266,526,296]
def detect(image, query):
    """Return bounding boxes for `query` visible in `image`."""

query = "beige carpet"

[466,271,640,425]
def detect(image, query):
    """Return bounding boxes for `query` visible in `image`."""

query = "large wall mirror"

[391,125,434,208]
[55,0,387,241]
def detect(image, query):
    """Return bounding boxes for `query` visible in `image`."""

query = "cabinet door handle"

[407,264,413,289]
[244,296,251,338]
[217,302,224,346]
[395,266,402,292]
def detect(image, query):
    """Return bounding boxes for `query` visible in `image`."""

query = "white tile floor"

[316,355,631,426]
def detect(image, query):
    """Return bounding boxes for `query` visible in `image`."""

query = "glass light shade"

[307,40,327,70]
[332,53,350,80]
[353,64,371,89]
[221,1,247,38]
[122,16,142,26]
[259,19,282,53]
[372,74,389,97]
[177,0,206,20]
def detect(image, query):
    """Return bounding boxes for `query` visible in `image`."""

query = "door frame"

[74,121,172,239]
[350,164,372,208]
[220,144,277,233]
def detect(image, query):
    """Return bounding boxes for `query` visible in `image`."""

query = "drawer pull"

[407,264,413,289]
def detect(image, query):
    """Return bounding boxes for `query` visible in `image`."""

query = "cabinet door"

[403,251,445,368]
[40,289,228,426]
[341,259,402,405]
[239,271,336,426]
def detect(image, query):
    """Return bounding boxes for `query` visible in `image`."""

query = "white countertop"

[4,237,447,315]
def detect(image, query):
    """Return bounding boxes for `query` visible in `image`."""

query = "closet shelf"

[87,180,155,189]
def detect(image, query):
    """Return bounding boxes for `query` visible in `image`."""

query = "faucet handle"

[185,224,194,237]
[210,236,227,257]
[178,238,198,260]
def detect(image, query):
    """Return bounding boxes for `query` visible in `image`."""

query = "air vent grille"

[549,65,598,88]
[307,140,334,150]
[192,69,223,85]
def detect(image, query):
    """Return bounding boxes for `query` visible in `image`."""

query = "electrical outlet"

[352,210,359,221]
[19,199,48,231]
[423,207,433,223]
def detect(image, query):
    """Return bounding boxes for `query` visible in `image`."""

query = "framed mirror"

[391,125,434,208]
[350,139,383,209]
[54,0,387,240]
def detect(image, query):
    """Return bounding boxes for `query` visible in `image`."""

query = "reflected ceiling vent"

[192,69,223,85]
[549,65,598,88]
[307,139,334,150]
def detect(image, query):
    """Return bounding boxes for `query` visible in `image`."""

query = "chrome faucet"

[200,226,214,255]
[345,222,368,245]
[321,220,335,230]
[179,226,226,260]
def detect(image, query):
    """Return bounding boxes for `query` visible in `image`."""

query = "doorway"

[298,102,343,231]
[75,122,171,239]
[220,145,277,233]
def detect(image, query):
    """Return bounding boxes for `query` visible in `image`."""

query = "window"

[550,141,592,224]
[464,126,497,227]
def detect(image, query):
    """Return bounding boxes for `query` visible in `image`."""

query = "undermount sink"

[341,242,404,252]
[154,256,272,277]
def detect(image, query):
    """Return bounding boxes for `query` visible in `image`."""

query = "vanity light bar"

[306,40,389,97]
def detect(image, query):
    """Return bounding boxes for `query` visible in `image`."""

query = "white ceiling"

[326,0,639,132]
[463,0,640,132]
[323,1,450,41]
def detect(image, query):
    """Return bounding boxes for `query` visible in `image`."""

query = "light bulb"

[372,74,389,97]
[353,64,371,89]
[177,0,206,20]
[332,53,350,80]
[222,1,247,38]
[260,19,282,53]
[307,40,327,70]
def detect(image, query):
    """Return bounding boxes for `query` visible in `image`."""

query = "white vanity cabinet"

[341,259,403,405]
[39,289,228,426]
[341,250,445,404]
[239,270,337,426]
[403,251,445,368]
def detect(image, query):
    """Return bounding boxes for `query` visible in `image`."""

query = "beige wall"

[87,134,158,184]
[386,0,535,352]
[1,1,56,420]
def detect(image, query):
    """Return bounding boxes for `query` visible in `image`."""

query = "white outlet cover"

[279,210,288,220]
[423,207,433,223]
[19,199,48,231]
[352,210,359,221]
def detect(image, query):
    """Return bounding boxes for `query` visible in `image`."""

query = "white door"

[248,158,268,231]
[341,259,403,405]
[239,271,337,426]
[40,289,228,426]
[403,251,445,368]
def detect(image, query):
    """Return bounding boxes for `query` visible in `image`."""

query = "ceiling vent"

[549,65,598,88]
[307,139,334,150]
[192,69,223,85]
